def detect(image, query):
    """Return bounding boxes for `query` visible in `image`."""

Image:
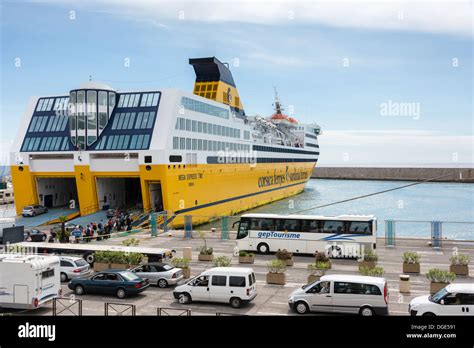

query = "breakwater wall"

[311,167,474,182]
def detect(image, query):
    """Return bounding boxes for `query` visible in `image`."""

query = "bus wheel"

[257,243,270,254]
[329,246,342,258]
[84,253,95,264]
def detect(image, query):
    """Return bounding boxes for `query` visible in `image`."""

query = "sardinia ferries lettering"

[258,167,309,188]
[257,231,301,239]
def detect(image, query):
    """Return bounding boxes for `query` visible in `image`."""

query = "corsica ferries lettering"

[257,168,309,188]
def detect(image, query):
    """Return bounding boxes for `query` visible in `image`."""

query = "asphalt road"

[19,230,474,316]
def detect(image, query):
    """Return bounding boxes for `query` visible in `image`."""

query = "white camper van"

[0,253,61,309]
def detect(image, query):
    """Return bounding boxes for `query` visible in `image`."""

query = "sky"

[0,0,472,167]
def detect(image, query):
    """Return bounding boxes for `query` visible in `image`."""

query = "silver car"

[130,262,183,288]
[59,256,92,282]
[22,205,48,217]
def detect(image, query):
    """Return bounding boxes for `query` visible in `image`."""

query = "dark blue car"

[68,269,149,299]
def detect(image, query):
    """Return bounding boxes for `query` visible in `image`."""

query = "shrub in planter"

[449,253,471,276]
[307,261,331,283]
[197,246,214,261]
[426,268,456,294]
[239,251,255,264]
[109,251,128,269]
[125,253,146,268]
[266,259,287,285]
[402,251,421,274]
[359,266,385,277]
[93,251,111,271]
[276,249,294,266]
[213,255,231,267]
[171,257,191,278]
[197,231,214,261]
[314,251,331,267]
[358,250,378,270]
[121,238,140,247]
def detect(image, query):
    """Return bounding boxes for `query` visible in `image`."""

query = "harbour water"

[241,179,474,240]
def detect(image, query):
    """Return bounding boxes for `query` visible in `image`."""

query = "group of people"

[49,209,135,243]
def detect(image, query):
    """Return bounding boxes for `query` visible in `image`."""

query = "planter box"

[266,272,286,285]
[403,263,420,274]
[182,268,191,279]
[239,256,255,264]
[358,261,376,270]
[307,274,320,283]
[198,254,214,262]
[110,263,128,269]
[93,262,110,272]
[450,264,469,276]
[430,282,448,294]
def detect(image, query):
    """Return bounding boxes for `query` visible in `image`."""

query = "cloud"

[318,130,474,165]
[59,0,473,36]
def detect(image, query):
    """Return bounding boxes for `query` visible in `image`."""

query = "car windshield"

[24,206,33,210]
[120,271,141,281]
[429,288,449,303]
[75,259,88,267]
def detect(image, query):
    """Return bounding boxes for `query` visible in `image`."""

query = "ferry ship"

[10,57,321,226]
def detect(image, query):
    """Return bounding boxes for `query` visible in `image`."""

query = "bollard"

[183,247,192,260]
[399,274,410,293]
[385,220,395,247]
[184,215,192,239]
[221,216,229,240]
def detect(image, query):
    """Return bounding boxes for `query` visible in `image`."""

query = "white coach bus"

[235,213,377,257]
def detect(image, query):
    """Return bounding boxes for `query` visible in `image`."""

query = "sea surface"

[204,179,474,240]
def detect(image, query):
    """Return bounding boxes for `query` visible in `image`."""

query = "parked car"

[59,256,92,282]
[173,267,257,308]
[288,274,389,316]
[22,205,48,217]
[130,262,183,288]
[24,228,47,242]
[409,283,474,316]
[68,269,149,299]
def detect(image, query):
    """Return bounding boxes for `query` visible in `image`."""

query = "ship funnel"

[189,57,245,116]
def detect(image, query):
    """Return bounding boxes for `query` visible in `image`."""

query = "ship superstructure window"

[35,98,55,112]
[140,93,160,107]
[117,93,141,108]
[181,96,229,119]
[21,136,69,152]
[172,136,249,152]
[87,90,97,145]
[175,117,240,139]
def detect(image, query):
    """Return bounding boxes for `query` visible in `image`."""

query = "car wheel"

[295,301,309,314]
[422,312,436,316]
[230,297,242,309]
[116,288,127,299]
[60,272,68,282]
[257,243,270,254]
[74,285,84,295]
[178,293,191,304]
[157,279,168,288]
[359,306,375,316]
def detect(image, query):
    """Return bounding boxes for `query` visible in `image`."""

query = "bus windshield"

[236,218,249,239]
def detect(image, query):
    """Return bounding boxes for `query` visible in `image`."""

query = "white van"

[0,253,61,309]
[173,267,257,308]
[409,283,474,316]
[288,274,388,316]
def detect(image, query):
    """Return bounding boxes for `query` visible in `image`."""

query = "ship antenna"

[273,86,283,114]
